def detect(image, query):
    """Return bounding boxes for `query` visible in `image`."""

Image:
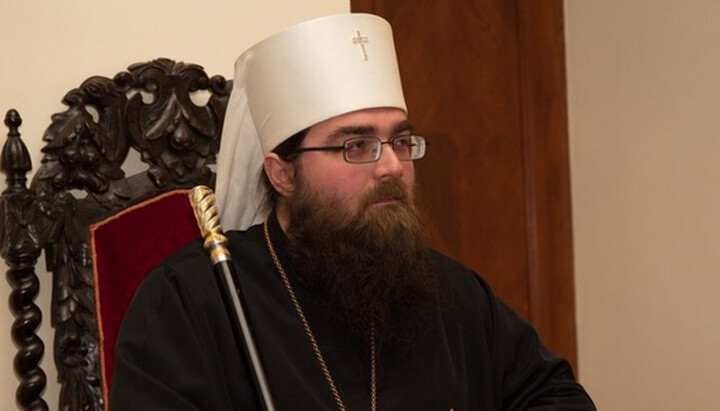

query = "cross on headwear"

[353,30,369,60]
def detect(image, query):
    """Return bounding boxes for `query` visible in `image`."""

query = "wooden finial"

[1,109,32,190]
[4,109,22,137]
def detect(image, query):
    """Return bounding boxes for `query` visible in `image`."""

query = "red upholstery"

[89,189,200,401]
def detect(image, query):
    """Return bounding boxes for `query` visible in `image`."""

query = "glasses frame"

[285,134,427,164]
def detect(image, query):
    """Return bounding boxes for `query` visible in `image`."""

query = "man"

[110,13,595,410]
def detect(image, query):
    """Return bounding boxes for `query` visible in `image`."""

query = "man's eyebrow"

[326,120,414,142]
[327,125,377,142]
[393,120,414,134]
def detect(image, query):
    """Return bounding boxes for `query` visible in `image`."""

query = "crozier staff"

[111,13,596,410]
[188,186,277,411]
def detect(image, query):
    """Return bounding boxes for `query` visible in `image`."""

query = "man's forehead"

[308,107,410,138]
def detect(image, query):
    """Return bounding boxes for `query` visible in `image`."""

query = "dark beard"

[285,178,436,349]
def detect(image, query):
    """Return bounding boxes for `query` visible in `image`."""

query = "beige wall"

[566,1,720,410]
[0,1,348,409]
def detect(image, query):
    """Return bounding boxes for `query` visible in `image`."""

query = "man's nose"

[373,144,404,179]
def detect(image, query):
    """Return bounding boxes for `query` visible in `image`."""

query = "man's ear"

[264,153,297,198]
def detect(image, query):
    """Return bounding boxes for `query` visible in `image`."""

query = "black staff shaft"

[213,259,277,411]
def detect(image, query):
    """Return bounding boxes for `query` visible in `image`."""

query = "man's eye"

[393,136,414,149]
[346,139,369,152]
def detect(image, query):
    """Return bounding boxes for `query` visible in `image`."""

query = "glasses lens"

[411,136,426,159]
[392,135,413,160]
[343,136,380,163]
[392,135,425,160]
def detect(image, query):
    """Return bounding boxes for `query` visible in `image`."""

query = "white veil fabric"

[215,13,408,231]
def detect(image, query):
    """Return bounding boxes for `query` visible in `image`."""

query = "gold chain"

[263,218,377,411]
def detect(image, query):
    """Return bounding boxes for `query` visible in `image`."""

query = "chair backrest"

[90,189,200,405]
[0,58,231,411]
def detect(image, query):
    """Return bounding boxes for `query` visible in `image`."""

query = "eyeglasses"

[286,135,427,164]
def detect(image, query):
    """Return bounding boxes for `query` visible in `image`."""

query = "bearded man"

[110,13,595,410]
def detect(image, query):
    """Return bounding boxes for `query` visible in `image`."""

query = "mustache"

[359,179,411,210]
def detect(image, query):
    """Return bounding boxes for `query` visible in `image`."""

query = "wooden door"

[351,0,577,369]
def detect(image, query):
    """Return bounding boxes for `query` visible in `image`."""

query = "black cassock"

[110,215,595,410]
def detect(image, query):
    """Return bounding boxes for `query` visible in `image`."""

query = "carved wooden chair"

[0,58,231,410]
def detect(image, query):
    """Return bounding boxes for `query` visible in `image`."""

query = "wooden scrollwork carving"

[0,59,231,410]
